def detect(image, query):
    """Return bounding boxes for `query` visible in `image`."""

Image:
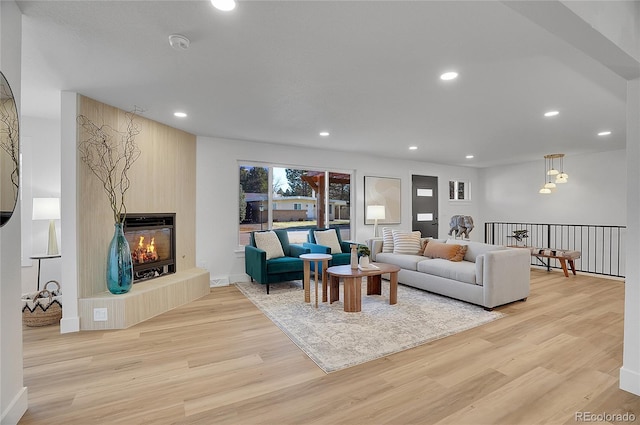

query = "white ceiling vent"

[168,34,190,50]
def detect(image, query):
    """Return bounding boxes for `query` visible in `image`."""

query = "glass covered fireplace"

[122,213,176,282]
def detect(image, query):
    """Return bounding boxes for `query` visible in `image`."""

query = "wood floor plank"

[19,270,640,424]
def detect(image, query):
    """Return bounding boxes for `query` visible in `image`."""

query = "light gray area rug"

[235,279,504,373]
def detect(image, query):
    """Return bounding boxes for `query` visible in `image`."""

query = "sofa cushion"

[417,259,477,285]
[423,241,467,261]
[446,239,506,263]
[376,252,424,271]
[330,252,351,266]
[392,230,422,255]
[266,256,304,274]
[314,229,342,254]
[254,231,285,260]
[382,227,394,253]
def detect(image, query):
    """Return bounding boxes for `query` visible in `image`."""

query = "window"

[239,165,269,246]
[238,164,352,246]
[449,180,470,201]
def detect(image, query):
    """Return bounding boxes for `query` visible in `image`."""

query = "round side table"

[300,253,332,308]
[30,254,62,291]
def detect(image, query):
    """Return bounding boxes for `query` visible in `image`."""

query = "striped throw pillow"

[382,227,394,253]
[392,230,422,255]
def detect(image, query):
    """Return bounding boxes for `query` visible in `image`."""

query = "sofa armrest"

[303,242,331,254]
[367,238,384,261]
[245,245,267,283]
[290,243,311,257]
[339,241,352,253]
[482,248,530,308]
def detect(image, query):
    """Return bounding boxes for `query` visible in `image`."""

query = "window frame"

[449,179,471,202]
[238,161,353,247]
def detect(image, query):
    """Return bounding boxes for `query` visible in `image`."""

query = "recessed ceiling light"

[544,110,559,117]
[598,131,612,136]
[409,146,418,150]
[319,131,330,137]
[440,71,458,81]
[465,155,474,159]
[168,34,190,50]
[174,112,187,118]
[211,0,236,11]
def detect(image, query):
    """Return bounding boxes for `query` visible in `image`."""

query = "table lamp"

[367,205,386,237]
[33,197,60,255]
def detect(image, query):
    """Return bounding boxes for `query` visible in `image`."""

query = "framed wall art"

[364,176,401,225]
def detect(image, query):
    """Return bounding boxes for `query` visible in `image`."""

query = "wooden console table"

[509,246,581,277]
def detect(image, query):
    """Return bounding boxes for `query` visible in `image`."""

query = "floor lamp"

[367,205,386,237]
[33,197,60,255]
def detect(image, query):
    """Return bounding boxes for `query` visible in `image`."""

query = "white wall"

[20,115,62,294]
[621,79,640,394]
[196,136,481,284]
[562,0,640,62]
[479,149,626,226]
[0,0,27,423]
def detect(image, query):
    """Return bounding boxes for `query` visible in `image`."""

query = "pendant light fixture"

[555,154,568,184]
[539,156,552,194]
[539,154,568,194]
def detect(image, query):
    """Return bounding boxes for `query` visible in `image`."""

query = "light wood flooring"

[19,269,640,425]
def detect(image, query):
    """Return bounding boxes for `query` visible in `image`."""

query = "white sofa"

[369,238,530,309]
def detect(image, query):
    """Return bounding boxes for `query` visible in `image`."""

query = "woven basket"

[22,280,62,327]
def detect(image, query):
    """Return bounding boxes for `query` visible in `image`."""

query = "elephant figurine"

[448,215,474,239]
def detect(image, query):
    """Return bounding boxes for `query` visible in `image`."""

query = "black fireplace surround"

[121,213,176,282]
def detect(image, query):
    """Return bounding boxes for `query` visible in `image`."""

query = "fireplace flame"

[133,236,158,264]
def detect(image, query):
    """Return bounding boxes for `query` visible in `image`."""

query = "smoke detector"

[168,34,190,50]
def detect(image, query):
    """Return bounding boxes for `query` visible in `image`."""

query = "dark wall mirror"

[0,71,19,227]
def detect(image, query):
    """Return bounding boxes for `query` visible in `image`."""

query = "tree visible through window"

[238,164,352,246]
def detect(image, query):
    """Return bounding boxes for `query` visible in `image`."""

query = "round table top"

[326,262,400,277]
[300,253,333,261]
[30,254,62,260]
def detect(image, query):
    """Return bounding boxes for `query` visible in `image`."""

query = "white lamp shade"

[539,187,551,194]
[33,198,61,220]
[367,205,386,221]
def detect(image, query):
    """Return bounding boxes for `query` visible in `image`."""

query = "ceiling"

[17,1,631,168]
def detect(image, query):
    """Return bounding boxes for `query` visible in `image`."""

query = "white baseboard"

[620,367,640,395]
[60,316,80,333]
[1,386,28,425]
[210,276,229,287]
[228,273,251,284]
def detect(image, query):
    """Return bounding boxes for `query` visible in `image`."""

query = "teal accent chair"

[304,227,352,267]
[245,229,310,294]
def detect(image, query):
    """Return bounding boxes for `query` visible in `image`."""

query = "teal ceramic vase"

[106,223,133,294]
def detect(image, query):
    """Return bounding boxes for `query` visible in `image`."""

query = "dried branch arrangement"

[78,107,142,224]
[0,81,20,194]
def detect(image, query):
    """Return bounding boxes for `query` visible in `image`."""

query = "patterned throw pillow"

[424,241,468,262]
[382,227,394,253]
[254,231,285,260]
[420,238,431,256]
[392,230,422,255]
[314,229,342,254]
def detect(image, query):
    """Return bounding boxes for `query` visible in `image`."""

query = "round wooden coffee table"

[325,263,401,312]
